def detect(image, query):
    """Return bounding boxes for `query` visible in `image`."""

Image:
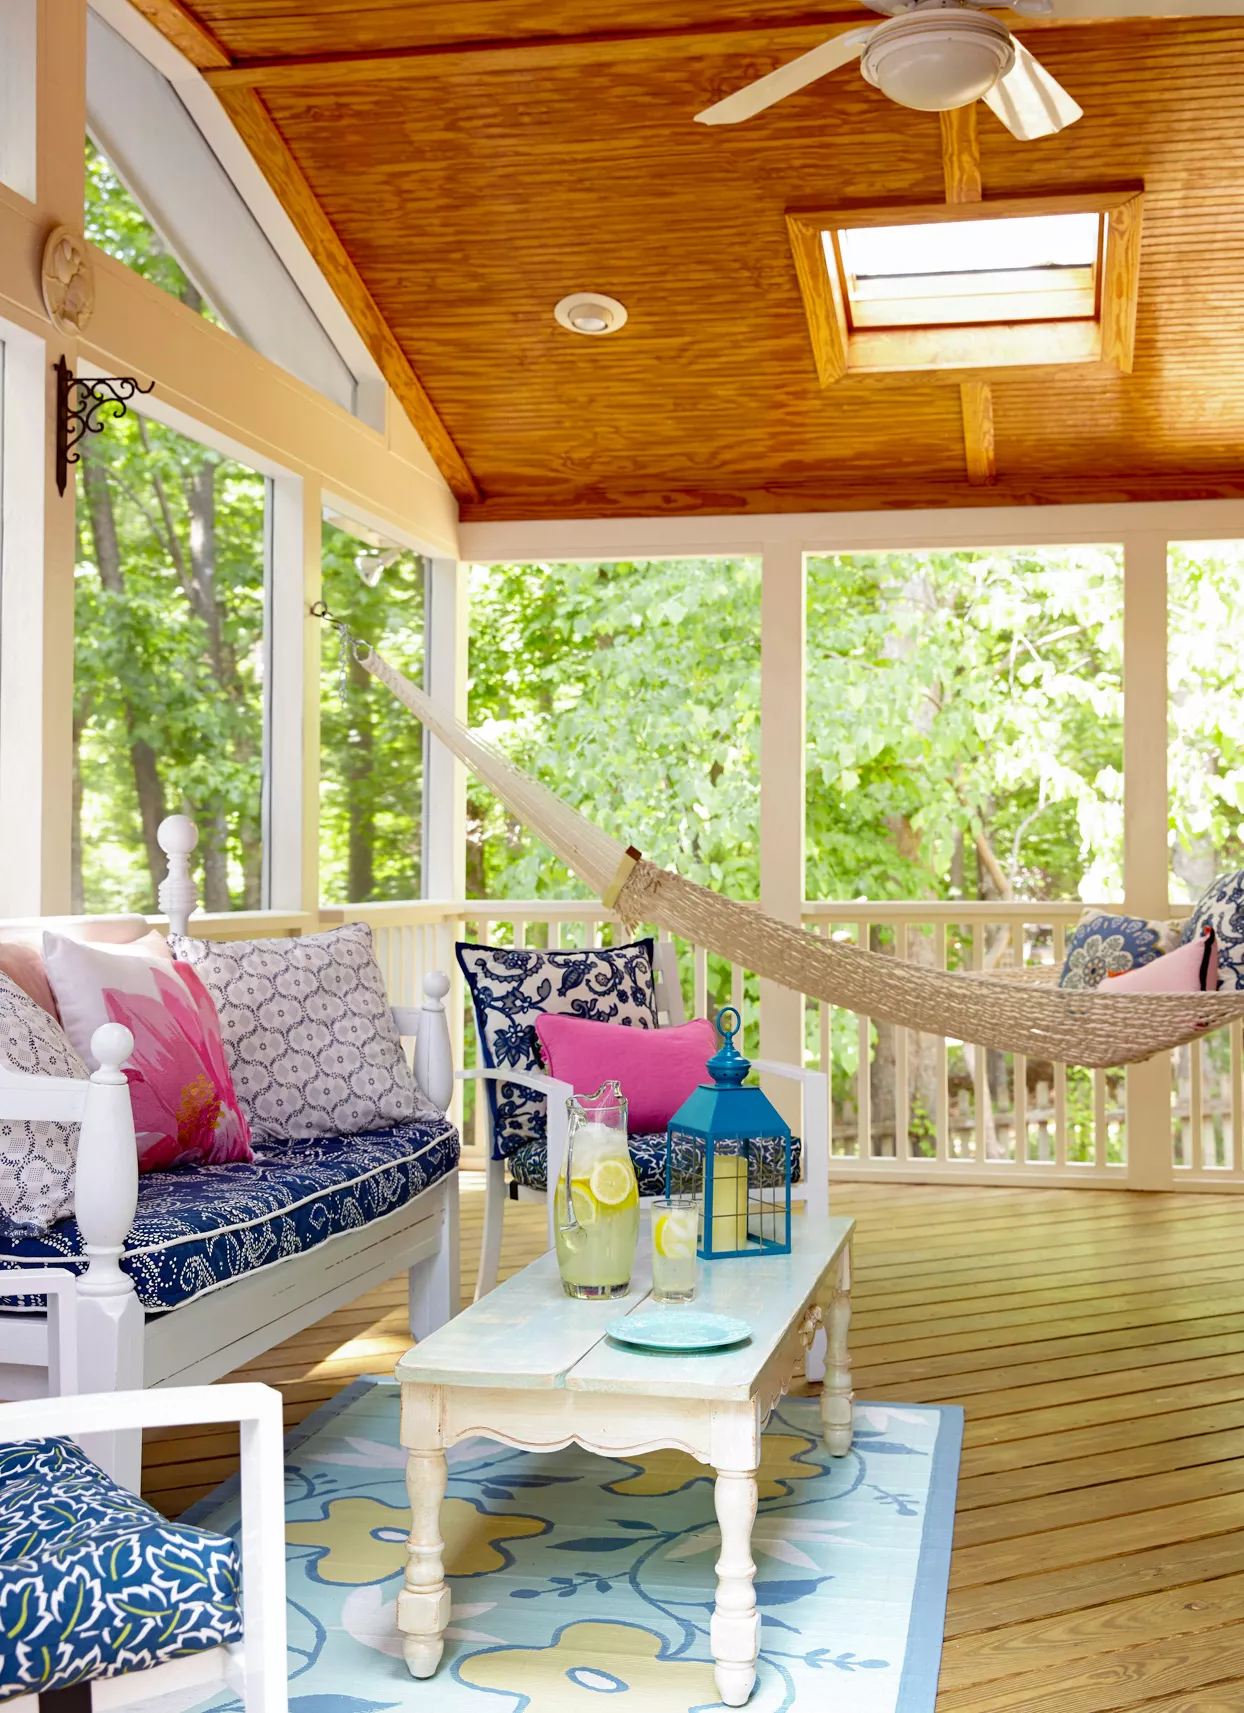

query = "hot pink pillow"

[533,1014,717,1134]
[42,932,252,1173]
[1106,928,1218,992]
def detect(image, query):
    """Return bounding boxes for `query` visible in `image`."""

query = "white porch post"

[424,556,467,1138]
[1122,533,1173,1190]
[0,0,85,914]
[759,541,806,1127]
[264,475,316,913]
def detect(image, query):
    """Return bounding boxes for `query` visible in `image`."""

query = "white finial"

[414,970,453,1112]
[157,815,199,937]
[89,1023,133,1080]
[422,970,450,1007]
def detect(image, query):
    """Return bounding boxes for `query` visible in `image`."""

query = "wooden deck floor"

[143,1177,1244,1711]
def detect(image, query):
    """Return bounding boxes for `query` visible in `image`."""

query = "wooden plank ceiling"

[142,1,1244,519]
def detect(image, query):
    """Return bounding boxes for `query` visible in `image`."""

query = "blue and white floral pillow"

[1058,912,1181,990]
[1181,870,1244,989]
[457,940,658,1158]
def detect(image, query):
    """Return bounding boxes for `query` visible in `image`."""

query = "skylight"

[828,211,1103,330]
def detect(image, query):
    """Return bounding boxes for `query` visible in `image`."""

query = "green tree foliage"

[319,523,425,904]
[74,417,266,913]
[466,558,761,901]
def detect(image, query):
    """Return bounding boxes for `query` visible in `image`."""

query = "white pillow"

[167,921,423,1141]
[43,930,173,1070]
[0,973,88,1234]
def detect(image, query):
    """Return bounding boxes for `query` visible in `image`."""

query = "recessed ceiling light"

[554,292,628,336]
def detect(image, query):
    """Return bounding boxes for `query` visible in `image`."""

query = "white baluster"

[75,1023,144,1485]
[413,971,453,1113]
[157,815,199,937]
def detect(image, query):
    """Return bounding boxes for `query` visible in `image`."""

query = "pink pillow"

[1106,929,1218,992]
[42,932,252,1173]
[533,1014,717,1133]
[0,942,60,1020]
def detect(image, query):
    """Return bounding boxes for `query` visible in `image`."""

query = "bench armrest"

[456,1067,574,1099]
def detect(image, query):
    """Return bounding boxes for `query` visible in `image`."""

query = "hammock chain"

[310,600,372,709]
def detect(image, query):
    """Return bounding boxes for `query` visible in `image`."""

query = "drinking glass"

[651,1195,698,1303]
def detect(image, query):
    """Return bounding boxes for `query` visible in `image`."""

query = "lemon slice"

[654,1213,696,1261]
[590,1157,636,1208]
[568,1178,598,1226]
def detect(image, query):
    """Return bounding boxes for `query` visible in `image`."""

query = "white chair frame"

[459,942,830,1375]
[0,1369,287,1713]
[0,817,460,1490]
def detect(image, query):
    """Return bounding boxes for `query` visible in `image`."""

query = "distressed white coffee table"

[394,1214,854,1707]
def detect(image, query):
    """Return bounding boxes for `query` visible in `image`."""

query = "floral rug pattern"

[175,1377,961,1713]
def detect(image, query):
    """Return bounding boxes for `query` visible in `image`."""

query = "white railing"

[76,893,1241,1191]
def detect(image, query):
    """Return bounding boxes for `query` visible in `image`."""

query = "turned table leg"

[398,1446,450,1678]
[821,1240,854,1457]
[711,1466,760,1706]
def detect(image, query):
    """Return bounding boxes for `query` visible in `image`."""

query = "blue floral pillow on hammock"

[1181,870,1244,989]
[457,940,659,1159]
[1058,911,1180,990]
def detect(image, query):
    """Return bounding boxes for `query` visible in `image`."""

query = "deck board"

[138,1176,1244,1709]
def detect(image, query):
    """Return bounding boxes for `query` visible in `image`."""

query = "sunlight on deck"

[143,1176,1244,1710]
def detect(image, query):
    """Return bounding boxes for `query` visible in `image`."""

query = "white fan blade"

[983,40,1083,138]
[694,27,876,125]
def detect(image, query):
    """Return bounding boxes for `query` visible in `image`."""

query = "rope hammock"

[320,611,1244,1069]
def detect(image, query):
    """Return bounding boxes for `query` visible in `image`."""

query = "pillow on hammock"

[1181,871,1244,989]
[1058,911,1181,990]
[456,939,659,1158]
[1106,927,1217,992]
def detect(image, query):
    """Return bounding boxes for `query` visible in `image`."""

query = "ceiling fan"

[694,0,1239,140]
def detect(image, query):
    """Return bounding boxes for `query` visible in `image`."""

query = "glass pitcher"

[554,1081,640,1299]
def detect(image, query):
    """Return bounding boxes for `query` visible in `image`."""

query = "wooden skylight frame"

[787,189,1144,385]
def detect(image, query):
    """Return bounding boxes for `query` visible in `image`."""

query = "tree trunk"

[81,454,166,907]
[346,652,375,901]
[201,810,230,912]
[71,702,89,916]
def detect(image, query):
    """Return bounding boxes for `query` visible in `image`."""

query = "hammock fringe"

[356,640,1244,1070]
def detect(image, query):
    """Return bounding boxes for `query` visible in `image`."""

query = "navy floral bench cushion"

[0,1435,241,1700]
[0,1116,459,1314]
[508,1131,803,1196]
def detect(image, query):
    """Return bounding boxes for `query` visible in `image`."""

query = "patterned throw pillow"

[457,940,659,1158]
[168,922,420,1142]
[1058,911,1181,990]
[0,973,89,1235]
[43,933,252,1173]
[1181,870,1244,989]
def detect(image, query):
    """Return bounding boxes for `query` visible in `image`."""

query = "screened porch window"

[319,516,425,906]
[73,416,267,915]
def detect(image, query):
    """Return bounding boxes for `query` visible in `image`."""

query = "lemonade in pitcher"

[554,1082,640,1299]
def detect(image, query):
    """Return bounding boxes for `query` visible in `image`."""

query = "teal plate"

[605,1310,752,1353]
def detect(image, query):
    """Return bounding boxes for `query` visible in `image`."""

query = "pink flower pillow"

[1105,927,1218,992]
[534,1014,717,1133]
[42,932,252,1172]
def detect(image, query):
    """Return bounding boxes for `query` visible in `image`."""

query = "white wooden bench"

[0,818,459,1489]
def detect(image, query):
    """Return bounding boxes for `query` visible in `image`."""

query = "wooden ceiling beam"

[213,87,481,504]
[939,108,998,487]
[126,0,231,70]
[194,8,1163,91]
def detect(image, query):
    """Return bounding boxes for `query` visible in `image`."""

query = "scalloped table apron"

[395,1215,855,1708]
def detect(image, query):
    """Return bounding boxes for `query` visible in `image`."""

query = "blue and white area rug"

[182,1377,962,1713]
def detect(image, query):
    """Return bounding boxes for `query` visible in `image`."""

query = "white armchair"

[461,941,831,1348]
[0,1373,287,1713]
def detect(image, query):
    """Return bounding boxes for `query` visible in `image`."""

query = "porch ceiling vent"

[787,188,1143,382]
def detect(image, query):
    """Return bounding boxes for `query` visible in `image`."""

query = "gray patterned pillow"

[0,974,89,1235]
[167,922,421,1141]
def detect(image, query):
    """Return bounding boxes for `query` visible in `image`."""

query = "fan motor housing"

[861,9,1016,111]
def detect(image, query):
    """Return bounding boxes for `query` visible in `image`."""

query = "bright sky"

[839,212,1099,279]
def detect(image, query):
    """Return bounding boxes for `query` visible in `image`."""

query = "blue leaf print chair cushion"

[0,1435,241,1700]
[1058,912,1181,990]
[1181,870,1244,989]
[456,941,659,1159]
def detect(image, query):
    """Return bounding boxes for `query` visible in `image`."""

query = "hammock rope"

[334,620,1244,1070]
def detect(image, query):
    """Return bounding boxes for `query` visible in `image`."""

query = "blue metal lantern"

[664,1006,793,1259]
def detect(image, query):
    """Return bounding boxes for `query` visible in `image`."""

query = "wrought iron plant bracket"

[54,355,154,496]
